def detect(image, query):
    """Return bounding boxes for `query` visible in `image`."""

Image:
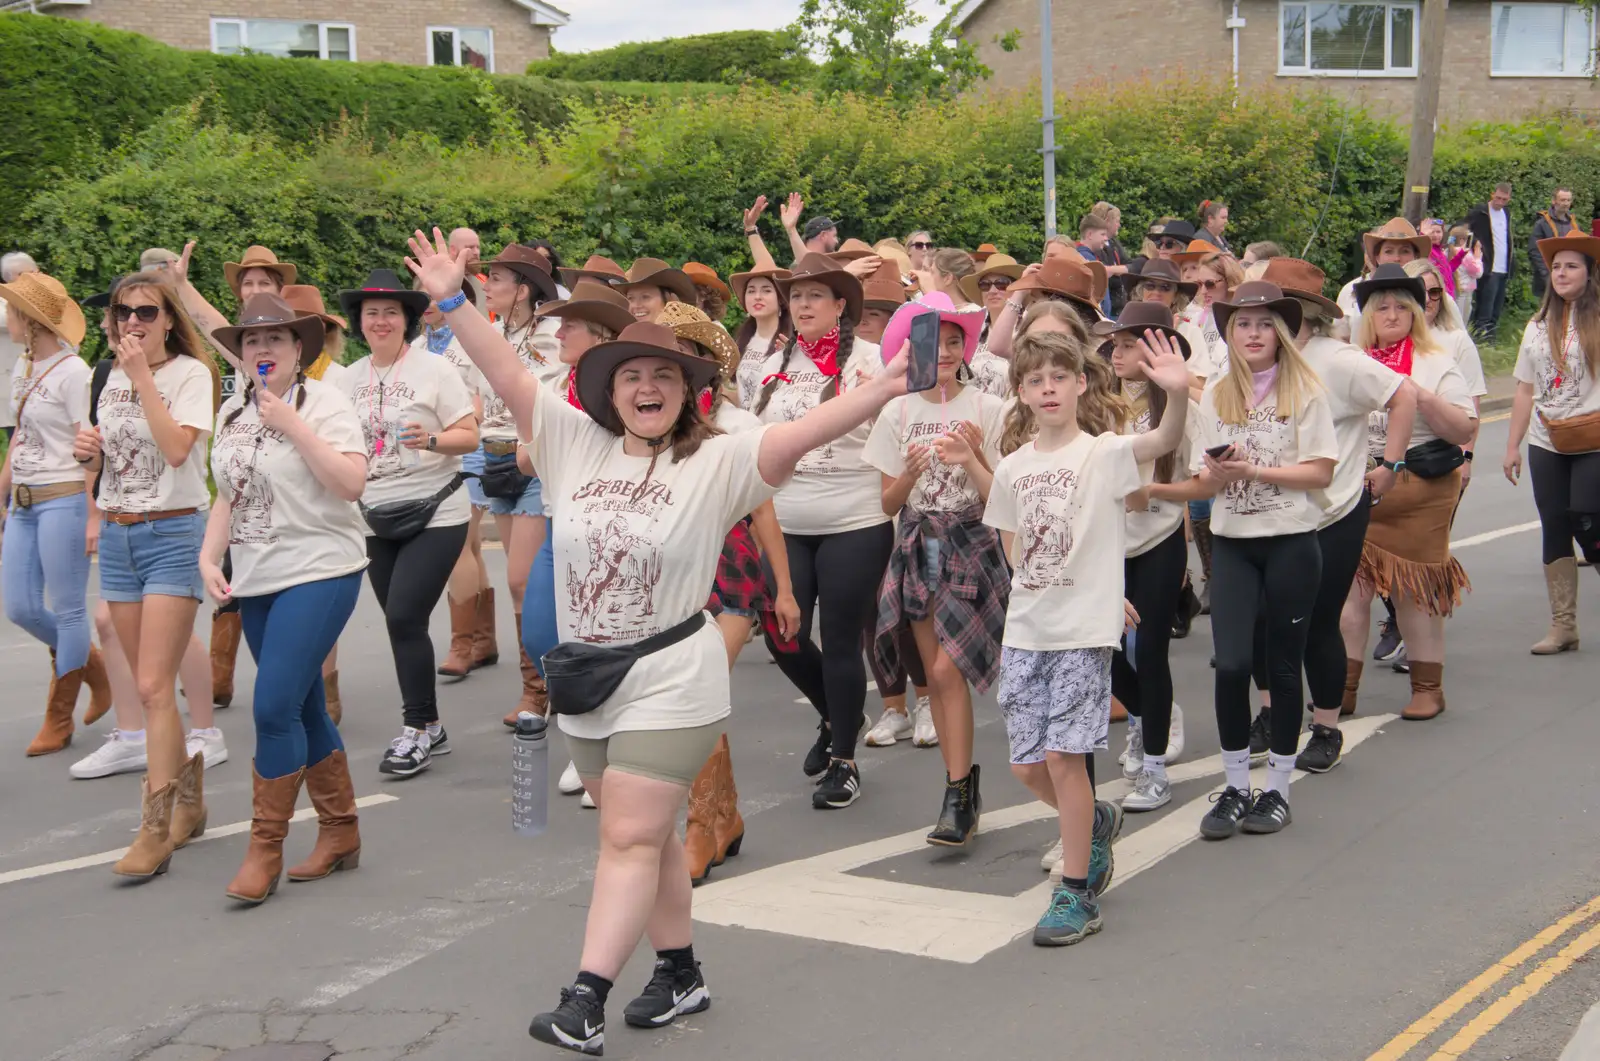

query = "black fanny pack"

[360,473,466,541]
[542,613,708,716]
[1404,438,1465,480]
[480,455,533,500]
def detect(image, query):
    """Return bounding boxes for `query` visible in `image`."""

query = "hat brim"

[616,268,699,308]
[486,261,560,305]
[224,261,297,293]
[0,282,87,347]
[1281,287,1343,320]
[776,268,864,325]
[212,313,326,368]
[674,321,740,382]
[1361,234,1432,262]
[1212,296,1303,340]
[337,287,431,321]
[558,267,625,288]
[573,340,722,435]
[879,301,988,366]
[1089,320,1192,361]
[1538,234,1600,274]
[82,291,111,310]
[730,266,792,311]
[958,263,1025,304]
[1353,273,1427,313]
[534,296,635,337]
[832,248,877,262]
[1130,270,1199,299]
[1009,277,1102,317]
[863,295,906,312]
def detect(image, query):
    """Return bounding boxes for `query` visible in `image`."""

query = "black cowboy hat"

[1148,220,1197,245]
[480,244,560,304]
[337,269,431,321]
[574,321,723,436]
[213,293,326,367]
[1211,281,1303,337]
[1091,301,1192,360]
[1353,263,1427,313]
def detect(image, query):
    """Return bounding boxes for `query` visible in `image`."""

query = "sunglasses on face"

[112,304,161,323]
[1197,279,1227,292]
[909,241,934,251]
[1424,287,1444,302]
[977,277,1012,292]
[1156,239,1187,252]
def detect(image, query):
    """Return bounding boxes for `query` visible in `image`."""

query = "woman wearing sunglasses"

[74,271,222,879]
[960,253,1025,398]
[906,230,936,273]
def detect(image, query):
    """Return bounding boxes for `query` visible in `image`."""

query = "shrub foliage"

[528,30,814,84]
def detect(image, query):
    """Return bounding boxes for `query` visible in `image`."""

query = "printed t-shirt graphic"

[864,388,1006,514]
[1190,383,1339,537]
[96,357,215,513]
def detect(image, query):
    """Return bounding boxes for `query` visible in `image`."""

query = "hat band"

[241,315,293,326]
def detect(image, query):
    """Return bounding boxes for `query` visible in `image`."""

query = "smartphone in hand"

[906,312,941,394]
[1206,443,1234,460]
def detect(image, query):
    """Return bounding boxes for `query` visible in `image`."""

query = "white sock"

[1144,753,1167,782]
[425,722,443,739]
[119,729,146,743]
[1266,751,1296,798]
[1222,748,1251,793]
[189,727,221,738]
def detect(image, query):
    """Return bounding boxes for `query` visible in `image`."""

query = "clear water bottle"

[512,712,549,837]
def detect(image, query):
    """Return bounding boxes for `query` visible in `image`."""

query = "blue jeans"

[463,445,488,508]
[1187,498,1212,521]
[3,492,90,675]
[98,511,206,602]
[484,453,543,517]
[238,572,362,779]
[522,517,560,677]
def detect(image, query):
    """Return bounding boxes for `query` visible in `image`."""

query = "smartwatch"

[1462,449,1474,462]
[1379,458,1403,472]
[426,434,438,452]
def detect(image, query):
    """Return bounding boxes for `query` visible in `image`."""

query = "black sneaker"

[1247,709,1270,759]
[1242,788,1293,834]
[379,726,433,777]
[1171,584,1198,639]
[1295,724,1343,773]
[1200,785,1252,840]
[424,725,452,756]
[1391,644,1411,674]
[1373,618,1403,662]
[812,759,861,809]
[529,983,606,1055]
[622,958,710,1028]
[802,723,832,779]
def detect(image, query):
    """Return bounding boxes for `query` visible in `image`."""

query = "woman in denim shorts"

[74,270,221,880]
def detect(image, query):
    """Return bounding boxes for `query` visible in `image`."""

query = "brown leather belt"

[12,481,86,509]
[483,439,519,456]
[103,507,199,526]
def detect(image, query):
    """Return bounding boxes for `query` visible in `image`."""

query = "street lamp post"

[1039,0,1057,239]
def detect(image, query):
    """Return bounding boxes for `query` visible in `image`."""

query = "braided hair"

[753,314,855,416]
[222,364,309,429]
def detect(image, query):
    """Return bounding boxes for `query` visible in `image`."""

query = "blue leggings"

[2,492,90,675]
[522,517,560,676]
[239,572,362,779]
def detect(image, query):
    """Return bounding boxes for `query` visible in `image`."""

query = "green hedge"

[528,30,814,84]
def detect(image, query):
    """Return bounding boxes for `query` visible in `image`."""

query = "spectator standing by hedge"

[1467,183,1515,341]
[1090,204,1133,316]
[1529,188,1581,301]
[1195,201,1231,255]
[775,193,839,264]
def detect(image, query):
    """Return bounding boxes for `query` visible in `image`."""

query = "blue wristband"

[437,291,468,314]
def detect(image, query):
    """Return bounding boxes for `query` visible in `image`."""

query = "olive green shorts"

[565,721,724,787]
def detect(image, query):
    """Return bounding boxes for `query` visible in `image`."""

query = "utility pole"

[1039,0,1057,239]
[1402,0,1449,224]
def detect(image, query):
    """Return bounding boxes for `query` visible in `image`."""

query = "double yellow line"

[1367,894,1600,1060]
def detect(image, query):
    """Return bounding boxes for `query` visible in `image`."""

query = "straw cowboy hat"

[618,258,699,306]
[1091,301,1192,360]
[959,252,1025,304]
[1537,233,1600,273]
[534,277,636,336]
[655,300,740,384]
[480,244,560,304]
[1129,258,1199,299]
[862,260,909,313]
[683,262,731,300]
[878,291,987,365]
[559,255,627,289]
[1353,262,1428,313]
[1211,280,1303,337]
[777,253,865,324]
[0,271,86,347]
[1362,218,1432,263]
[280,284,349,331]
[1260,258,1342,319]
[730,253,794,312]
[1010,258,1102,319]
[574,321,723,436]
[223,246,297,295]
[832,238,879,262]
[213,293,326,367]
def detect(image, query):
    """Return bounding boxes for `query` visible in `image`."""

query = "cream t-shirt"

[335,350,475,530]
[737,332,781,411]
[714,400,762,435]
[1300,336,1404,526]
[526,383,779,738]
[1190,382,1339,538]
[969,346,1012,399]
[410,332,489,403]
[9,348,91,487]
[1515,318,1600,453]
[1367,352,1473,460]
[1336,278,1361,322]
[1122,391,1203,557]
[480,317,562,441]
[1439,327,1489,398]
[863,386,1005,516]
[319,361,350,388]
[985,432,1143,650]
[756,336,888,535]
[211,380,369,597]
[96,357,215,513]
[1180,303,1229,380]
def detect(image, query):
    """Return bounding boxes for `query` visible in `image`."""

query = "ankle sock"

[1265,751,1295,798]
[658,945,695,973]
[121,729,147,743]
[1222,747,1251,793]
[189,727,220,738]
[575,971,612,1003]
[1061,875,1089,892]
[425,722,443,740]
[1144,753,1167,782]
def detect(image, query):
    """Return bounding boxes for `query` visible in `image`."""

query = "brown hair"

[1000,314,1129,455]
[110,271,222,411]
[932,248,976,283]
[695,284,727,322]
[1537,253,1600,380]
[1079,212,1111,238]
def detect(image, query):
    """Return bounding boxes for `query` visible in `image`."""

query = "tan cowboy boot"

[82,644,113,726]
[112,777,177,878]
[323,669,343,727]
[684,747,721,886]
[1341,658,1363,718]
[168,751,208,848]
[472,588,500,671]
[1532,558,1580,655]
[210,610,242,708]
[26,650,79,756]
[711,734,745,867]
[504,614,549,727]
[287,750,361,881]
[1401,661,1446,721]
[226,765,305,905]
[438,595,477,678]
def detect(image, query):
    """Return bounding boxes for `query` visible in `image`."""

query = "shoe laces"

[822,759,854,788]
[1047,886,1086,920]
[1209,786,1250,815]
[389,727,425,758]
[556,986,603,1018]
[643,958,678,994]
[1251,788,1286,815]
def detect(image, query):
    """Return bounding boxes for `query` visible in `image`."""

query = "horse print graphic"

[563,472,675,642]
[105,420,164,507]
[217,422,278,545]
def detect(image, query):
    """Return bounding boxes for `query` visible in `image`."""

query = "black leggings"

[1211,532,1322,757]
[1529,445,1600,564]
[1304,494,1371,710]
[766,522,895,760]
[366,523,470,728]
[1111,525,1187,756]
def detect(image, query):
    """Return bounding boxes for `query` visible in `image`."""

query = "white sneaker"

[70,730,148,779]
[581,790,597,809]
[911,696,938,747]
[1122,767,1173,812]
[184,728,229,769]
[1040,838,1062,872]
[1166,703,1186,764]
[558,760,584,795]
[1120,719,1145,780]
[864,708,913,747]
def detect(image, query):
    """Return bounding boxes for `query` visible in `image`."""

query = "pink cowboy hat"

[878,291,987,366]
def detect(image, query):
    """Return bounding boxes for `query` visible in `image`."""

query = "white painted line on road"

[1451,520,1540,550]
[0,793,400,887]
[694,715,1395,962]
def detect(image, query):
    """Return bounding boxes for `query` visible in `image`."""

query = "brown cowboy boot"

[1532,558,1580,655]
[438,594,477,678]
[225,766,305,905]
[287,750,361,881]
[210,610,242,708]
[168,751,208,849]
[1341,658,1363,718]
[504,613,549,728]
[323,669,343,727]
[82,644,113,726]
[1401,661,1446,721]
[472,588,500,671]
[712,734,745,867]
[684,746,721,886]
[26,650,79,756]
[112,777,177,878]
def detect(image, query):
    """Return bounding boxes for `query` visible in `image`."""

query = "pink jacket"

[1430,245,1473,296]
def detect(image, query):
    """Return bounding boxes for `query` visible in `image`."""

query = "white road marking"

[0,793,400,887]
[1451,520,1540,550]
[693,715,1394,962]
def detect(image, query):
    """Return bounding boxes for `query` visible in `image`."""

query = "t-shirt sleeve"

[1188,394,1219,476]
[983,455,1019,533]
[1346,354,1404,414]
[1296,391,1340,462]
[525,375,612,500]
[433,360,477,429]
[62,362,91,426]
[714,425,780,526]
[1451,333,1489,398]
[1100,433,1144,501]
[1513,321,1540,385]
[980,394,1007,468]
[313,385,368,455]
[1434,361,1477,416]
[170,360,215,435]
[861,398,905,478]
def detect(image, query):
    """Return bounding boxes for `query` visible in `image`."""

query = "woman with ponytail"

[201,294,369,904]
[729,254,792,410]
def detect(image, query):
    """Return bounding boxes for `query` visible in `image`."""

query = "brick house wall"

[54,0,555,72]
[962,0,1599,123]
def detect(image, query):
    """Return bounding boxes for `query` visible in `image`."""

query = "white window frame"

[1277,1,1420,77]
[1489,2,1595,78]
[210,18,357,61]
[426,26,496,73]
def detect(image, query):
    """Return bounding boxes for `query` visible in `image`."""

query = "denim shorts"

[463,445,488,508]
[1187,498,1213,521]
[483,452,543,518]
[98,511,206,603]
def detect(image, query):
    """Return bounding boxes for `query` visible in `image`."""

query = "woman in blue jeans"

[201,294,370,904]
[0,270,111,755]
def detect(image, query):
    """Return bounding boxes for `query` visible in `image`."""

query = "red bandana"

[1367,335,1414,377]
[699,389,714,416]
[797,326,842,380]
[564,371,583,410]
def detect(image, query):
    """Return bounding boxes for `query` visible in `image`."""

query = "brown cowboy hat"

[1260,258,1342,319]
[862,260,908,312]
[832,238,879,262]
[223,246,297,295]
[1129,258,1199,299]
[1091,301,1192,360]
[1361,218,1431,263]
[213,293,325,367]
[481,244,560,304]
[1010,258,1103,318]
[0,271,86,347]
[776,252,865,324]
[1171,239,1226,266]
[558,254,627,289]
[618,258,699,306]
[971,243,1000,263]
[574,321,723,436]
[1051,244,1110,302]
[656,300,740,384]
[1211,280,1303,338]
[1538,233,1600,273]
[534,277,635,335]
[280,284,348,331]
[959,253,1025,304]
[730,257,793,311]
[682,262,731,300]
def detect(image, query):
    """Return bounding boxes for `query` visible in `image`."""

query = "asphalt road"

[1,416,1598,1061]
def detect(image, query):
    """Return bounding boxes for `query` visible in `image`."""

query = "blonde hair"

[1403,259,1467,334]
[1353,289,1442,356]
[1213,311,1324,426]
[1191,251,1245,299]
[1000,315,1130,454]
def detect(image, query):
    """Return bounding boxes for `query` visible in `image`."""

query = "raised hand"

[933,429,974,467]
[842,255,883,280]
[116,334,152,386]
[1137,329,1190,393]
[405,227,469,303]
[743,195,769,231]
[780,192,804,231]
[174,241,195,282]
[880,340,910,396]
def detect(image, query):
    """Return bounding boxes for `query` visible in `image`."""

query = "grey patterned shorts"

[996,646,1113,764]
